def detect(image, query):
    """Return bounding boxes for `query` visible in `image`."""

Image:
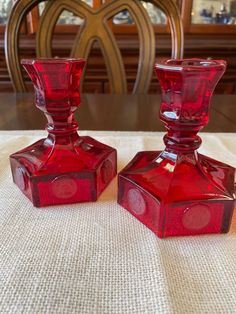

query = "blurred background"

[1,0,236,94]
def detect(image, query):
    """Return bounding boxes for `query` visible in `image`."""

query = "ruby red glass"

[10,59,117,207]
[118,59,235,238]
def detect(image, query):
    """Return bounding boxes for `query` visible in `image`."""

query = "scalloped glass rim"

[21,58,86,65]
[155,58,226,72]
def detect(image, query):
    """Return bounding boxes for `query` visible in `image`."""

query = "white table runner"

[0,131,236,314]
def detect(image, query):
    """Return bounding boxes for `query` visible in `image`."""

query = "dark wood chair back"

[5,0,183,93]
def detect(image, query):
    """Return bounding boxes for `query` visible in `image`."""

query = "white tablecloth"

[0,130,236,314]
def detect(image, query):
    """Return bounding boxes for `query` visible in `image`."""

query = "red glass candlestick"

[10,59,117,207]
[118,59,235,238]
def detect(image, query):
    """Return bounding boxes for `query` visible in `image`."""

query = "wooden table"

[0,93,236,132]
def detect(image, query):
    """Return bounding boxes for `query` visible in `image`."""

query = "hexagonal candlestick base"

[118,151,235,238]
[11,136,116,207]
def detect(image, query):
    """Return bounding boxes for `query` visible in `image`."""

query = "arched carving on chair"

[37,0,155,94]
[5,0,183,93]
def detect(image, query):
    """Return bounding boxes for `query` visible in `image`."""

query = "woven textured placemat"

[0,131,236,314]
